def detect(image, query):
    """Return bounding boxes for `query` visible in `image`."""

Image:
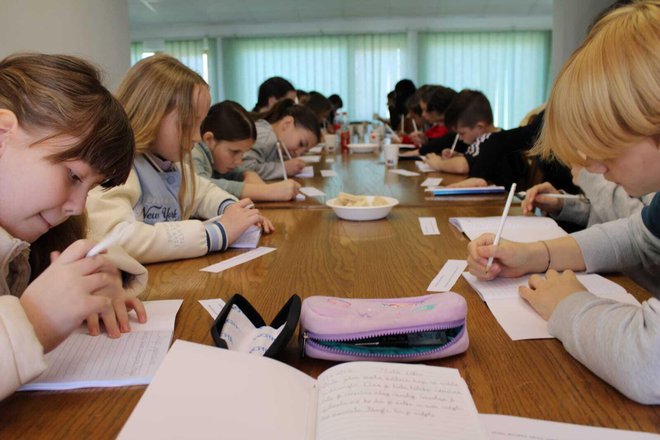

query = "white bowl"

[347,143,379,154]
[326,196,399,221]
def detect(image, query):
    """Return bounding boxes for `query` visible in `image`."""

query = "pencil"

[449,134,459,155]
[279,139,293,159]
[276,141,288,181]
[485,183,517,273]
[412,119,418,133]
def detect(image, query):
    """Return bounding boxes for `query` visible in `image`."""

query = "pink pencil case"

[300,293,468,362]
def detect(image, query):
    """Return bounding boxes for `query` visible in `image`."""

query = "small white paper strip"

[295,166,313,178]
[321,170,337,177]
[299,187,326,197]
[301,155,321,163]
[427,260,468,292]
[199,298,227,319]
[389,169,420,176]
[200,247,276,273]
[415,161,435,173]
[419,217,441,235]
[421,177,443,187]
[326,158,335,163]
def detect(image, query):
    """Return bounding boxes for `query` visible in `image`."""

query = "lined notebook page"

[19,300,182,391]
[316,362,488,440]
[449,216,567,242]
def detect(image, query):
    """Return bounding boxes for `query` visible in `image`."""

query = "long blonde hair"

[533,1,660,165]
[116,54,208,219]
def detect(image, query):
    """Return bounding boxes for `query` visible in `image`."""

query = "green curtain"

[419,31,551,129]
[222,33,407,119]
[132,30,550,128]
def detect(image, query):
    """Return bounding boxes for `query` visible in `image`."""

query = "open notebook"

[463,273,640,340]
[19,300,182,391]
[119,340,489,440]
[449,216,567,242]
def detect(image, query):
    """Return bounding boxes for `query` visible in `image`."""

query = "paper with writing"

[419,217,441,235]
[427,260,468,292]
[199,298,227,319]
[19,300,182,391]
[229,225,261,249]
[463,272,638,340]
[200,247,276,273]
[316,362,488,440]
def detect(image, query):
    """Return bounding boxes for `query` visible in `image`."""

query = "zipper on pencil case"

[302,320,465,359]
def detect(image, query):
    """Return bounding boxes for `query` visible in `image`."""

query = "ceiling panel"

[128,0,553,27]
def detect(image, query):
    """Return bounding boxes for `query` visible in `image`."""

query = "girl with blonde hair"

[466,1,660,404]
[87,54,273,264]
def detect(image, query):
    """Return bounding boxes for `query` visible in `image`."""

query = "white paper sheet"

[321,169,337,177]
[389,169,420,176]
[326,158,335,163]
[200,247,276,273]
[419,217,441,235]
[300,186,326,197]
[301,155,321,163]
[421,177,443,187]
[481,413,660,440]
[427,260,468,292]
[295,166,314,178]
[229,225,261,249]
[19,300,182,391]
[449,216,567,242]
[308,145,323,154]
[463,272,639,340]
[415,161,435,173]
[199,298,227,319]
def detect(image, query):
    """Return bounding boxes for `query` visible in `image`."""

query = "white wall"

[550,0,613,80]
[0,0,131,90]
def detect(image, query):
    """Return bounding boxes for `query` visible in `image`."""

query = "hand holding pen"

[485,183,517,274]
[520,182,582,215]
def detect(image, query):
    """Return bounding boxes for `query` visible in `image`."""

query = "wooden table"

[258,151,507,209]
[2,206,658,439]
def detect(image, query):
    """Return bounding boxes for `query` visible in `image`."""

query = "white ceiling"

[129,0,553,28]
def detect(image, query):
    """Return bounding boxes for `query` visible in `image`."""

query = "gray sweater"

[554,170,655,227]
[548,194,660,404]
[241,120,284,181]
[191,143,245,198]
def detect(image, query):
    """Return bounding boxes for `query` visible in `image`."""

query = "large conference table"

[1,150,658,438]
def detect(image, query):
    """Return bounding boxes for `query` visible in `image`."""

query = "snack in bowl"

[327,192,398,221]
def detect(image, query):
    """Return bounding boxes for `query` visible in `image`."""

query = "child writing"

[423,89,535,188]
[466,1,659,404]
[408,85,456,146]
[192,101,301,201]
[242,99,321,180]
[86,54,273,264]
[252,76,296,113]
[0,53,147,400]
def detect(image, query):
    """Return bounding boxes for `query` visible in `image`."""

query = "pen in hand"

[485,183,517,274]
[276,141,288,181]
[86,221,135,257]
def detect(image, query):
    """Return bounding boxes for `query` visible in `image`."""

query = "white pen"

[449,133,460,155]
[412,118,418,133]
[279,139,292,160]
[203,203,255,225]
[485,183,517,273]
[517,191,582,200]
[86,221,134,257]
[276,141,288,181]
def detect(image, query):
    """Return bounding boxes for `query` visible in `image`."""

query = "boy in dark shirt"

[423,90,532,188]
